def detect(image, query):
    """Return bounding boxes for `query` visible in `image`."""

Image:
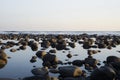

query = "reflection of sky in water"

[0,39,120,79]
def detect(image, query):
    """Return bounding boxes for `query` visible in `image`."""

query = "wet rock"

[64,47,70,50]
[36,51,46,59]
[67,53,72,58]
[56,40,67,50]
[68,42,76,48]
[107,46,112,49]
[78,41,84,44]
[41,40,51,48]
[83,42,91,49]
[23,75,50,80]
[59,77,86,80]
[10,48,17,52]
[91,45,98,48]
[90,66,116,80]
[49,69,59,73]
[97,43,107,49]
[49,49,56,53]
[106,56,120,64]
[30,56,37,63]
[19,40,28,46]
[31,67,48,76]
[0,50,7,69]
[0,59,7,69]
[97,63,101,66]
[0,78,16,80]
[58,66,82,77]
[72,60,84,67]
[19,46,26,50]
[87,50,101,55]
[42,53,58,68]
[30,42,38,51]
[84,56,98,70]
[0,50,7,60]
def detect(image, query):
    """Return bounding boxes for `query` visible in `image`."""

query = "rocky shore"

[0,33,120,80]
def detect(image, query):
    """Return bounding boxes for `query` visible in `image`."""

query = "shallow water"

[0,31,120,79]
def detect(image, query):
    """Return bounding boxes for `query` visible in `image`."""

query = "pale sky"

[0,0,120,31]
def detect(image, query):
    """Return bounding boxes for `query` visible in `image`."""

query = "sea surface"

[0,31,120,79]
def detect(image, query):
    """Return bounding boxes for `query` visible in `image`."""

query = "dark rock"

[69,42,76,48]
[30,56,37,63]
[10,48,17,52]
[58,66,82,78]
[42,53,58,68]
[36,51,46,59]
[30,42,38,51]
[67,53,72,58]
[19,46,26,50]
[90,66,116,80]
[49,49,56,53]
[31,67,48,76]
[106,56,120,64]
[72,60,84,67]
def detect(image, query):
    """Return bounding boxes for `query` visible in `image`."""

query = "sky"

[0,0,120,31]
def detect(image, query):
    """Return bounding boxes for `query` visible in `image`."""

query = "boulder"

[36,51,46,59]
[67,53,72,58]
[58,66,82,77]
[90,66,116,80]
[30,56,37,63]
[31,67,48,77]
[30,42,38,51]
[106,56,120,64]
[10,48,17,52]
[72,60,84,67]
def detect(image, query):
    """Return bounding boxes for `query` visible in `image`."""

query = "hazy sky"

[0,0,120,31]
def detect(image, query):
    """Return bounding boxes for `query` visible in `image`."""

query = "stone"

[31,67,48,76]
[58,66,82,77]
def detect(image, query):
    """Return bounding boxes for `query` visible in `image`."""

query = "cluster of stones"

[0,33,120,80]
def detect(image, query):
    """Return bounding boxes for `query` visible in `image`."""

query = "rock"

[23,76,50,80]
[31,67,48,76]
[72,60,84,67]
[0,59,7,69]
[84,56,98,70]
[0,50,7,60]
[106,56,120,64]
[67,53,72,58]
[36,51,46,59]
[49,49,56,53]
[0,78,16,80]
[30,42,38,51]
[30,56,37,63]
[19,46,26,50]
[41,40,51,48]
[10,48,17,52]
[68,42,76,48]
[83,42,91,49]
[59,77,86,80]
[42,53,58,68]
[58,66,82,77]
[49,69,59,73]
[90,66,116,80]
[87,50,101,55]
